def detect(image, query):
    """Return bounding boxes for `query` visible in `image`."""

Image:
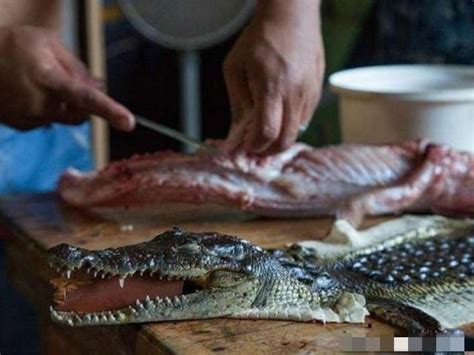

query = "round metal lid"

[118,0,255,51]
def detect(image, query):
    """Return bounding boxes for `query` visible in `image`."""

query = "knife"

[134,114,218,153]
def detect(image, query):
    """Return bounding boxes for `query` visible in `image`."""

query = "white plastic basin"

[329,65,474,152]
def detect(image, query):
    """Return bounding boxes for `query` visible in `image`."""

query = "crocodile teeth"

[117,311,127,320]
[119,277,126,288]
[49,306,59,317]
[145,295,151,302]
[93,271,98,277]
[66,270,72,279]
[145,302,155,311]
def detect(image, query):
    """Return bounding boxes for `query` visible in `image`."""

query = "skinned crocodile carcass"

[48,216,474,335]
[58,141,474,226]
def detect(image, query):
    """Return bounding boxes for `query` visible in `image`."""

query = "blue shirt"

[0,123,93,193]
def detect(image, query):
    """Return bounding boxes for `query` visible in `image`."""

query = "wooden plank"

[1,193,471,354]
[82,0,109,168]
[141,318,396,354]
[0,193,361,250]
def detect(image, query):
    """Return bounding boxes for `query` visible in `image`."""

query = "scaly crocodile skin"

[48,216,474,335]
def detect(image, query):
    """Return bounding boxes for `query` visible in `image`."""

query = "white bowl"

[329,65,474,152]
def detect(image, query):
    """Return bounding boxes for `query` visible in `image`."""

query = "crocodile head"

[48,228,366,326]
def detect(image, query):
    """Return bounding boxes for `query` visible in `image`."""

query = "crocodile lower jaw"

[233,292,369,324]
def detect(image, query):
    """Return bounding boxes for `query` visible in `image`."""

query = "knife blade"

[134,114,218,153]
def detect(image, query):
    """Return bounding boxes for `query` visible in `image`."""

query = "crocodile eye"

[209,270,246,287]
[175,243,201,254]
[210,243,245,260]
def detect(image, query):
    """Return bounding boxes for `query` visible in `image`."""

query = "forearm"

[0,0,62,30]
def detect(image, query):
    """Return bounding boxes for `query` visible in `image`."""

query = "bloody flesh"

[52,274,183,314]
[58,141,474,225]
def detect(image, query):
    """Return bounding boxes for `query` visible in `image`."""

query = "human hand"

[0,26,134,130]
[223,0,324,154]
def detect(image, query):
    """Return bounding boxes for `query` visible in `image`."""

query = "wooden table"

[0,193,408,354]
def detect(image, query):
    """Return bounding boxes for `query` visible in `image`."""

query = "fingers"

[52,40,100,89]
[274,107,301,152]
[272,92,305,152]
[245,89,283,153]
[226,74,316,155]
[42,40,134,130]
[64,85,133,131]
[48,102,89,126]
[45,71,134,131]
[300,100,315,129]
[223,58,253,122]
[223,58,253,152]
[247,90,316,154]
[224,117,249,153]
[262,80,321,153]
[301,77,322,128]
[278,88,319,149]
[238,58,284,153]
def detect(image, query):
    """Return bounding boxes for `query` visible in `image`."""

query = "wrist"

[255,0,321,26]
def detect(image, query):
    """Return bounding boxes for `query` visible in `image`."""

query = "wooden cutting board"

[1,193,468,354]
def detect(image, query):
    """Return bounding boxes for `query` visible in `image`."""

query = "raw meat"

[59,140,474,225]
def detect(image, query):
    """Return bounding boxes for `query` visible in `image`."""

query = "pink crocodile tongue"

[52,274,183,314]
